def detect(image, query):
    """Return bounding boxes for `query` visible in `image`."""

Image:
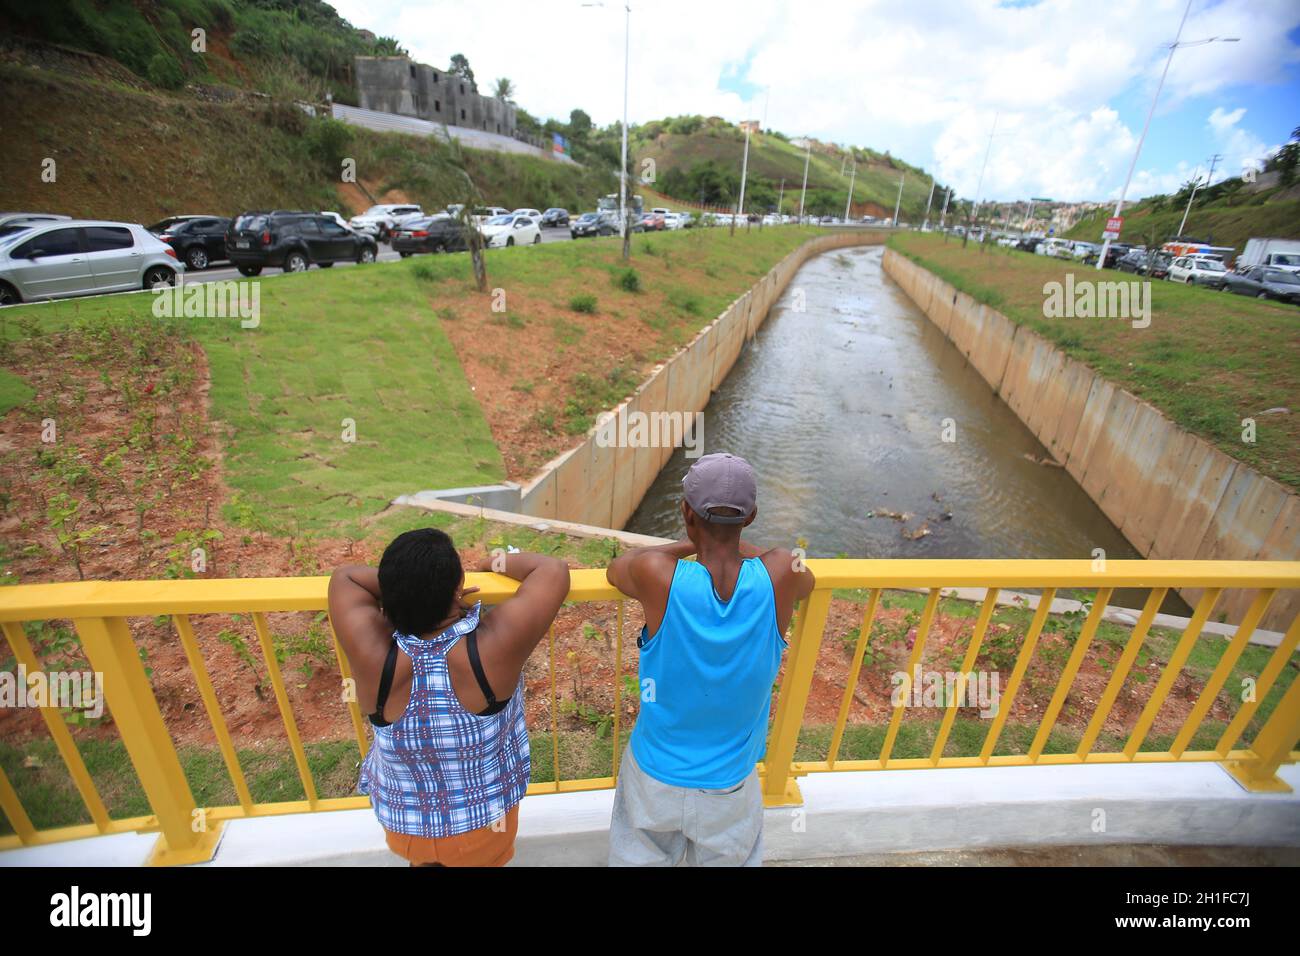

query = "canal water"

[626,243,1149,600]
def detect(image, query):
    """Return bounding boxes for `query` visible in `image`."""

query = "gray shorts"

[607,745,764,867]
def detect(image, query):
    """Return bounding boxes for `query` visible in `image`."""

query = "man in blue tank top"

[605,452,816,866]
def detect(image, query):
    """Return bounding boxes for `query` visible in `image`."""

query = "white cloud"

[326,0,1300,202]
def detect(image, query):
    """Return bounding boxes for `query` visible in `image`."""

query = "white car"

[0,219,180,305]
[471,206,510,228]
[662,213,685,230]
[320,211,356,233]
[480,214,542,248]
[348,204,424,240]
[1168,255,1228,288]
[512,208,543,224]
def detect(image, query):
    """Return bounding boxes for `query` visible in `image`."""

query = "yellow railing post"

[1221,665,1300,793]
[762,589,831,807]
[73,616,222,865]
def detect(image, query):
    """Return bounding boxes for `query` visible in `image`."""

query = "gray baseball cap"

[683,452,756,524]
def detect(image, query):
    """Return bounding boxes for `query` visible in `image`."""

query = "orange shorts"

[384,804,520,867]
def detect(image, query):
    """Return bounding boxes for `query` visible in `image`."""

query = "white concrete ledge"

[5,762,1295,866]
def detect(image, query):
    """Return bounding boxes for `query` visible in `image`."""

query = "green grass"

[0,367,34,415]
[1065,189,1300,254]
[888,232,1300,489]
[0,226,832,538]
[0,263,503,536]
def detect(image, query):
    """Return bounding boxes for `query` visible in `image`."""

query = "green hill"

[1065,178,1300,254]
[0,63,614,226]
[634,117,941,219]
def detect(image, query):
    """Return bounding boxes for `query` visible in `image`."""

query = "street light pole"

[844,161,856,221]
[1095,1,1237,269]
[922,178,936,231]
[892,171,905,228]
[798,137,811,224]
[737,121,752,224]
[939,187,951,230]
[964,112,998,249]
[619,2,631,260]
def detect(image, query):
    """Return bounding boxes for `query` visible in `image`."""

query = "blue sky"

[331,0,1300,202]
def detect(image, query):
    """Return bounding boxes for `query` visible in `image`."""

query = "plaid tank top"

[358,604,530,837]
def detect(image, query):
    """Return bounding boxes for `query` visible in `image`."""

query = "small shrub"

[614,268,641,293]
[146,53,185,90]
[570,293,598,314]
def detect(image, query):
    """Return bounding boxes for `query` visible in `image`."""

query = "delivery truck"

[1237,238,1300,274]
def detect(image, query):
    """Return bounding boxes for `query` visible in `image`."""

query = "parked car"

[571,212,613,238]
[146,215,206,234]
[0,220,178,305]
[1017,237,1044,254]
[1220,267,1300,304]
[1168,255,1228,288]
[675,211,695,229]
[1084,242,1129,268]
[471,206,510,228]
[0,212,72,230]
[226,211,378,275]
[640,212,666,231]
[319,211,355,232]
[347,204,423,241]
[1116,248,1151,274]
[392,216,469,256]
[1146,251,1173,280]
[154,216,231,270]
[512,208,543,225]
[480,214,541,248]
[540,208,570,228]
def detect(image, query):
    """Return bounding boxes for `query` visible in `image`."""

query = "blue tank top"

[630,558,785,789]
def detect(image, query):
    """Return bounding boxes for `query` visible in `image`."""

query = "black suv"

[541,208,570,227]
[152,216,231,270]
[391,216,469,256]
[226,211,378,275]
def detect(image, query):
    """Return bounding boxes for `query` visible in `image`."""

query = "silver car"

[0,220,181,305]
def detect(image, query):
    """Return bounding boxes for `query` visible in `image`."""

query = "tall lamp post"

[584,2,633,259]
[1095,0,1237,269]
[798,136,811,224]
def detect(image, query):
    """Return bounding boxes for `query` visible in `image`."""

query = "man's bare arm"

[606,539,696,599]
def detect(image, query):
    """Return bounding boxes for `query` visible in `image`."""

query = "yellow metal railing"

[1,560,1298,864]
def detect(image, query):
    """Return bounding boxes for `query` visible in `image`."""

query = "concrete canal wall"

[881,247,1298,629]
[519,230,887,530]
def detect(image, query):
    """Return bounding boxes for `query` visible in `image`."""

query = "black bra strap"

[466,630,507,715]
[370,640,400,727]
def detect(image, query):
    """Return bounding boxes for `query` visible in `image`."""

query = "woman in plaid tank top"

[330,529,570,866]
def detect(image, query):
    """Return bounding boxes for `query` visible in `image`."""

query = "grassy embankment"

[888,232,1299,490]
[637,127,935,219]
[1064,188,1300,254]
[0,63,616,228]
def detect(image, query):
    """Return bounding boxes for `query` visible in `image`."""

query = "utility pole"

[939,187,951,230]
[1094,1,1238,269]
[844,162,856,221]
[963,112,998,249]
[619,3,631,259]
[922,178,936,231]
[1177,154,1219,237]
[777,178,785,216]
[737,120,752,224]
[892,171,905,228]
[798,137,811,224]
